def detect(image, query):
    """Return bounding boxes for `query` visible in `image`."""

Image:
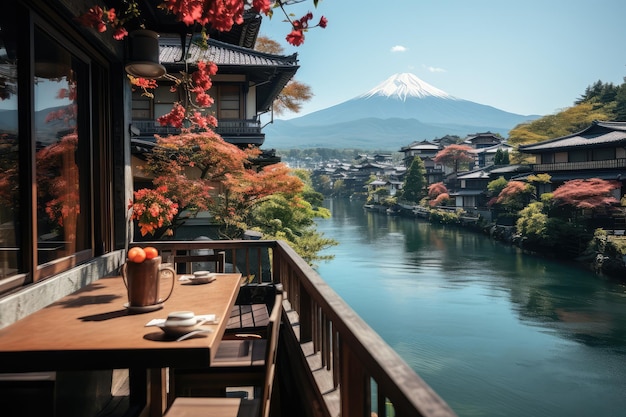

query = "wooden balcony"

[142,240,457,417]
[531,158,626,172]
[131,119,264,147]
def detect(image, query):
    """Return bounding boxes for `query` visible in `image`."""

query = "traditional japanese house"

[516,120,626,195]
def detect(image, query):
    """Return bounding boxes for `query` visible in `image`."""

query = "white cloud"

[391,45,407,53]
[423,65,446,73]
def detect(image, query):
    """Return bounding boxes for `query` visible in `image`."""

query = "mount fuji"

[264,73,541,150]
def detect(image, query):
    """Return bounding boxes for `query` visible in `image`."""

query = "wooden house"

[517,120,626,195]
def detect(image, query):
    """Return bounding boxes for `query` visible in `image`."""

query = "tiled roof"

[457,170,490,180]
[157,36,298,113]
[519,121,626,152]
[159,36,298,68]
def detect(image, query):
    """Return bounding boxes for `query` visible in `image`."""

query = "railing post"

[340,339,370,417]
[299,282,312,343]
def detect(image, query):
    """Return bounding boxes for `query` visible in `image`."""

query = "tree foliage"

[494,180,535,211]
[552,178,620,210]
[509,76,626,149]
[493,148,509,165]
[428,182,448,199]
[255,35,313,115]
[509,102,613,147]
[401,156,427,203]
[139,132,303,238]
[516,202,548,239]
[250,169,337,266]
[433,144,474,173]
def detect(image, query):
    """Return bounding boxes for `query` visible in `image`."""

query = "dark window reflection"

[0,20,20,278]
[34,29,88,264]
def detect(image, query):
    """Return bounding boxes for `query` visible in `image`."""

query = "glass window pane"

[0,21,20,278]
[34,30,89,264]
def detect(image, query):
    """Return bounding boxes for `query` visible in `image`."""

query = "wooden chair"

[225,283,282,333]
[167,289,283,417]
[172,251,226,274]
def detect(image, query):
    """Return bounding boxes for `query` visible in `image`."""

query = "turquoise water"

[315,198,626,417]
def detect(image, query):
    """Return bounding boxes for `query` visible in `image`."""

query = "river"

[314,198,626,417]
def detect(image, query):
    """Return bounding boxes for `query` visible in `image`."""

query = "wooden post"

[340,340,370,417]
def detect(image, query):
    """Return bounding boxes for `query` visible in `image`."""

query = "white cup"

[193,270,211,278]
[165,311,196,327]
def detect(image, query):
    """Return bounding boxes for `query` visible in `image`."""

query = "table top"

[0,273,242,372]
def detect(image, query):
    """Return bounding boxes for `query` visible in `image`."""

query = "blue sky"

[259,0,626,120]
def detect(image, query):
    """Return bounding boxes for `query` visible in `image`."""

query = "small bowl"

[164,311,196,327]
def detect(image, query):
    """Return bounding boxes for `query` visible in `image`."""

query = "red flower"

[113,27,128,40]
[286,30,304,46]
[318,16,328,28]
[106,8,116,22]
[252,0,271,14]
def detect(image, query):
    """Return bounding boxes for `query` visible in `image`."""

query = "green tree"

[493,180,536,212]
[401,156,427,203]
[312,174,332,196]
[614,79,626,121]
[251,169,338,266]
[509,102,613,148]
[332,179,347,197]
[516,202,548,240]
[494,148,510,165]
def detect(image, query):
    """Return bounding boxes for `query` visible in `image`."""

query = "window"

[0,7,114,293]
[592,148,615,161]
[218,84,242,119]
[34,28,91,265]
[540,153,554,164]
[569,149,587,163]
[0,21,19,282]
[132,93,152,120]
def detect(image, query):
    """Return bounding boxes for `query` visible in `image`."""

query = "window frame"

[0,5,115,294]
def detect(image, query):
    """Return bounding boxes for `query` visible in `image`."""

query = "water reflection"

[317,198,626,417]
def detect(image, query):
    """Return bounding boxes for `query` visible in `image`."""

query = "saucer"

[124,302,164,313]
[157,319,209,338]
[179,273,217,285]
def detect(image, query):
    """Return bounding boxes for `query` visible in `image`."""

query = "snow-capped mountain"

[358,73,454,100]
[264,73,541,150]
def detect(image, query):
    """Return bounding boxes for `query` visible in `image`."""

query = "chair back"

[172,251,225,273]
[259,291,283,417]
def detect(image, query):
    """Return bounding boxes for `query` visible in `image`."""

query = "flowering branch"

[273,3,327,46]
[128,186,179,236]
[77,0,327,46]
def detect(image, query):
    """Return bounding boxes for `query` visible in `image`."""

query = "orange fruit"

[143,246,159,260]
[127,247,146,263]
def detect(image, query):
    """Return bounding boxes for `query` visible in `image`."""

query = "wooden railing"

[139,240,457,417]
[531,158,626,172]
[131,119,263,145]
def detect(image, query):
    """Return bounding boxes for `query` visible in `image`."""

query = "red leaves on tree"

[430,193,450,207]
[433,144,474,172]
[428,182,448,199]
[495,181,529,205]
[552,178,620,209]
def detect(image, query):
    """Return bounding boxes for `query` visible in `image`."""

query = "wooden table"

[0,272,242,416]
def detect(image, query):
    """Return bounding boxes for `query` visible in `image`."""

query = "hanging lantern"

[125,30,166,79]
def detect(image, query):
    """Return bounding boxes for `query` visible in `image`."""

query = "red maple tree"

[133,131,303,238]
[552,178,621,210]
[433,144,474,174]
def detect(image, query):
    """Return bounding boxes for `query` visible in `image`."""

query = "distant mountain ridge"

[264,73,541,150]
